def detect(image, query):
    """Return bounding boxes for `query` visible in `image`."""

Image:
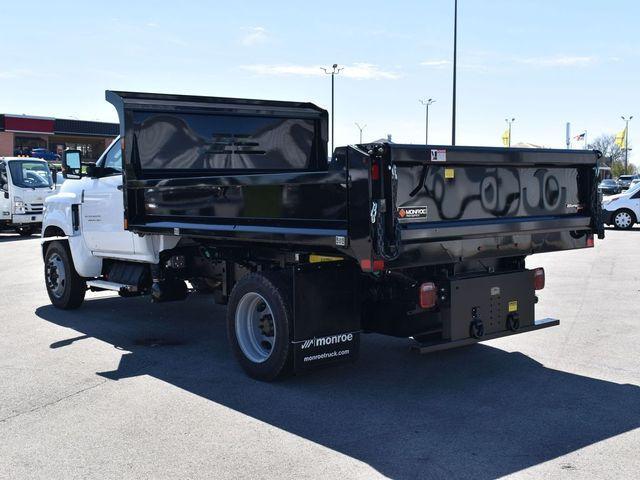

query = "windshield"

[8,160,53,188]
[619,176,634,181]
[624,182,640,196]
[601,180,616,185]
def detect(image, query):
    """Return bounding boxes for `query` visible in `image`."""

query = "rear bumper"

[602,210,615,225]
[412,318,560,354]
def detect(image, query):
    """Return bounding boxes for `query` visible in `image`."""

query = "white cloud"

[241,27,268,46]
[420,60,451,68]
[241,63,401,80]
[518,55,596,67]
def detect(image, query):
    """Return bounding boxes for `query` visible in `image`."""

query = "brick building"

[0,114,118,161]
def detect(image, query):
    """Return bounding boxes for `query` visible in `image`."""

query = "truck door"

[81,139,135,254]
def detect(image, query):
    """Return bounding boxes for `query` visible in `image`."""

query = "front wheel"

[44,241,86,309]
[16,226,33,237]
[613,209,636,230]
[226,272,293,381]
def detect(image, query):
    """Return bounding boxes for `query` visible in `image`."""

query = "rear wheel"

[44,241,86,309]
[613,209,635,230]
[227,272,293,381]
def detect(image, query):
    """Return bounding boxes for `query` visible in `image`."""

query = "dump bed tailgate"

[360,144,601,268]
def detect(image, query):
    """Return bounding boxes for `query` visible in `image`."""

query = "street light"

[622,115,633,174]
[355,122,367,144]
[505,117,515,147]
[419,98,436,145]
[321,63,343,154]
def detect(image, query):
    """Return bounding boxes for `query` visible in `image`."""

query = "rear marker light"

[360,259,385,272]
[533,267,545,291]
[419,282,437,309]
[371,162,380,181]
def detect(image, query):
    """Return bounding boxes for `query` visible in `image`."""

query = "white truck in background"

[0,157,56,236]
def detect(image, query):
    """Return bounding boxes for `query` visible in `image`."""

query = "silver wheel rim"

[615,212,632,228]
[46,253,67,299]
[235,292,276,363]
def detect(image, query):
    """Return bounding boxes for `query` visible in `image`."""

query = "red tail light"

[419,282,437,309]
[533,267,545,290]
[586,234,594,248]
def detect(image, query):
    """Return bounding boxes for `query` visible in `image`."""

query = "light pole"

[355,123,366,144]
[622,115,633,174]
[451,0,458,145]
[419,98,436,145]
[505,117,515,147]
[322,63,343,154]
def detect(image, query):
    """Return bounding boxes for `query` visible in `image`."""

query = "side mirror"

[62,149,83,179]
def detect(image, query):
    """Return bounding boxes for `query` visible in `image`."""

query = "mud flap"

[290,263,361,372]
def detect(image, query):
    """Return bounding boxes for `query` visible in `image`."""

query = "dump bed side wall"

[109,91,350,249]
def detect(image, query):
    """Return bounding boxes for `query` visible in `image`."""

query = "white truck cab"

[42,137,179,308]
[602,181,640,229]
[0,157,56,236]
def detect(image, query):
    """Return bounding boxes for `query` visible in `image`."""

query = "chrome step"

[86,279,138,293]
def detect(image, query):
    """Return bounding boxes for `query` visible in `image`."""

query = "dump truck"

[42,91,604,380]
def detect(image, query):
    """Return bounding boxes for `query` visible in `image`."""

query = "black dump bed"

[108,90,602,270]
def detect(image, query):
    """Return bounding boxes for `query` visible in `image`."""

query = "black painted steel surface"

[107,91,601,270]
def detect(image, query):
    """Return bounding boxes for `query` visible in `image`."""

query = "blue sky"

[1,0,638,160]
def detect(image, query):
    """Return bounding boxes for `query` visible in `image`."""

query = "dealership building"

[0,114,118,161]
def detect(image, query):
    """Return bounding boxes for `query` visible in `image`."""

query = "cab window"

[102,140,122,172]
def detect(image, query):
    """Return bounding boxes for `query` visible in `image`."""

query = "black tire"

[17,226,33,237]
[44,241,86,309]
[613,209,636,230]
[226,271,293,381]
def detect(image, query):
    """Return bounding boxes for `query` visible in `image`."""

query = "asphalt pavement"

[0,229,638,479]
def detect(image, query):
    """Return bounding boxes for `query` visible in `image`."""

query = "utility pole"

[451,0,458,145]
[419,98,436,145]
[622,116,633,174]
[321,64,343,154]
[355,122,366,144]
[505,117,515,147]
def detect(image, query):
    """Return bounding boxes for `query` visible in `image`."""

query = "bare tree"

[588,134,635,176]
[588,134,627,164]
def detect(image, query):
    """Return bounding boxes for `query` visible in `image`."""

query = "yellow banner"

[501,129,510,146]
[615,127,627,148]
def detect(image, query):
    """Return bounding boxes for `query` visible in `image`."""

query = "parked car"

[602,181,640,229]
[617,174,638,191]
[598,179,620,195]
[30,148,60,162]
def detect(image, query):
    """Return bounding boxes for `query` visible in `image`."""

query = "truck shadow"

[0,233,40,242]
[36,295,640,480]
